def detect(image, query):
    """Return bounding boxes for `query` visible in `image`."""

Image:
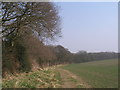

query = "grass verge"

[3,66,61,88]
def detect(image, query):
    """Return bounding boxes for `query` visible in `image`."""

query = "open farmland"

[61,59,118,88]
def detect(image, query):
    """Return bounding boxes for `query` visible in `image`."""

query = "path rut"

[57,68,91,88]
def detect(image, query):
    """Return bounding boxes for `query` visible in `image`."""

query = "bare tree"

[1,2,61,44]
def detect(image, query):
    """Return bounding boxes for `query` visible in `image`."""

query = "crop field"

[61,59,118,88]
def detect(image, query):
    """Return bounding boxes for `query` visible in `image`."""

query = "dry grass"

[3,66,61,88]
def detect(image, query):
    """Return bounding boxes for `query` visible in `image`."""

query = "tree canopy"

[2,2,61,43]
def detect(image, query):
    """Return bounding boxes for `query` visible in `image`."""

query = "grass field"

[61,59,118,88]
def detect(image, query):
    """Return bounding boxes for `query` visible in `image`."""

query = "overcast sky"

[53,2,118,53]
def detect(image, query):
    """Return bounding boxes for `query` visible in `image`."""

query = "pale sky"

[54,2,118,53]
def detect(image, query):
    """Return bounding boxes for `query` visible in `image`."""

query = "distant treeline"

[70,51,118,63]
[49,45,118,64]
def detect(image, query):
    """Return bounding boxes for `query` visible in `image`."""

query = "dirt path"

[57,68,91,88]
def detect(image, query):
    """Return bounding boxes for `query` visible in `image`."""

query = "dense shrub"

[15,43,31,72]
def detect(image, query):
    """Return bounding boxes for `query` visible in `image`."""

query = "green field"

[61,59,118,88]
